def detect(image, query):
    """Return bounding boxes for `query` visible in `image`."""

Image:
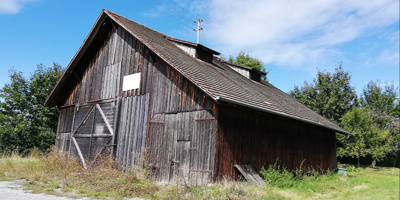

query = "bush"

[347,165,360,172]
[259,162,298,188]
[259,160,327,188]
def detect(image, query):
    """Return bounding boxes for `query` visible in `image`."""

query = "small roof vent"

[218,59,266,82]
[167,37,220,64]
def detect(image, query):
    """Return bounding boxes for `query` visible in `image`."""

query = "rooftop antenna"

[194,17,203,44]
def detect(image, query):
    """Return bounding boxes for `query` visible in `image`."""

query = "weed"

[0,148,398,199]
[347,165,359,172]
[259,161,299,188]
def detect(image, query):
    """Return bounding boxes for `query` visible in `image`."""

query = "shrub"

[259,162,298,188]
[347,165,360,172]
[259,160,328,188]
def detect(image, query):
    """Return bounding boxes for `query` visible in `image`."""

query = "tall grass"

[0,148,398,199]
[0,148,159,199]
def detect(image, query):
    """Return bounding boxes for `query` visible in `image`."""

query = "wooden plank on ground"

[234,165,265,185]
[244,165,266,185]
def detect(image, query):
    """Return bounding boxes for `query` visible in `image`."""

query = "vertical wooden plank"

[136,94,145,165]
[114,26,123,64]
[140,49,148,95]
[109,28,117,66]
[132,39,138,74]
[118,98,128,165]
[125,96,136,167]
[146,55,154,95]
[111,98,121,157]
[117,98,127,166]
[142,93,149,161]
[130,95,139,167]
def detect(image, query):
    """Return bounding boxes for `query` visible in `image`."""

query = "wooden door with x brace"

[69,100,116,168]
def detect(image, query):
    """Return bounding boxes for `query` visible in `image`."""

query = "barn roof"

[45,9,349,135]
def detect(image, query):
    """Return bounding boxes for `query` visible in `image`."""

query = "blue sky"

[0,0,398,96]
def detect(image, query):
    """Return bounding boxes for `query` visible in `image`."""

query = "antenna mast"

[194,17,203,44]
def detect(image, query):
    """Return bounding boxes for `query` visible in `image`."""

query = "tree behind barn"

[0,63,63,154]
[361,81,399,167]
[289,65,357,124]
[338,108,392,167]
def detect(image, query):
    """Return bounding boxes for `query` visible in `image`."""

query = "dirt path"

[0,180,90,200]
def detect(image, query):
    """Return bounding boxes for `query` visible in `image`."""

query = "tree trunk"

[371,159,376,168]
[357,157,360,168]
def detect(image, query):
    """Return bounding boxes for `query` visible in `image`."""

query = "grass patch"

[261,165,399,200]
[0,149,398,199]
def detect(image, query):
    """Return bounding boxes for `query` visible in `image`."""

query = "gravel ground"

[0,180,91,200]
[0,180,145,200]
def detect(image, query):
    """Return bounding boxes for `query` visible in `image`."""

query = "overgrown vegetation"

[259,160,323,188]
[0,149,398,199]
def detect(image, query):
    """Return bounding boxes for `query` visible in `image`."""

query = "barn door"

[190,111,216,184]
[147,110,216,184]
[69,101,116,168]
[169,112,192,184]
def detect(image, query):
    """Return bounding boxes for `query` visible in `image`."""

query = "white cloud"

[200,0,399,70]
[378,30,400,66]
[0,0,35,14]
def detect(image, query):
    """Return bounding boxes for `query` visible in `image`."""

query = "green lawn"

[0,152,398,199]
[278,167,399,200]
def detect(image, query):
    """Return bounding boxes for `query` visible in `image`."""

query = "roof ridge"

[166,36,198,46]
[104,9,168,38]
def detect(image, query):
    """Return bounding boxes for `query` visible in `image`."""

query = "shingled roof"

[45,9,349,135]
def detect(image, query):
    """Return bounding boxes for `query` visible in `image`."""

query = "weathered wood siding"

[149,61,216,114]
[215,106,337,180]
[147,110,216,184]
[63,25,156,106]
[145,55,218,184]
[115,94,149,169]
[55,107,74,151]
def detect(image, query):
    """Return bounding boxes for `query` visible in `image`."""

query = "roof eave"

[216,96,351,135]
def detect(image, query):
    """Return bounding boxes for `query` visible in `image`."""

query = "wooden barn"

[45,10,349,184]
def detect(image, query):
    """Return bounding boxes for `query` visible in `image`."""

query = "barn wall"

[215,106,337,180]
[145,44,218,184]
[55,22,218,181]
[57,25,152,157]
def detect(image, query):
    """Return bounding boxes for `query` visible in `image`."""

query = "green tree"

[361,81,399,166]
[289,65,357,124]
[338,108,391,167]
[338,108,370,167]
[362,81,398,116]
[228,51,269,80]
[0,63,63,154]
